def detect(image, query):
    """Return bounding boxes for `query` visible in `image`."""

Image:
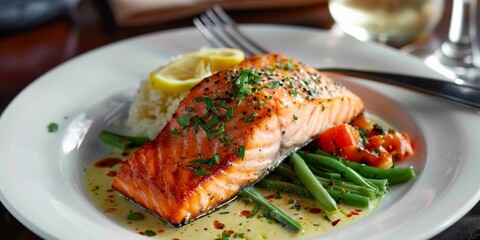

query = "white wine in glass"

[329,0,445,46]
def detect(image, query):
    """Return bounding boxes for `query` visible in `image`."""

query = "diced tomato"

[316,120,414,169]
[317,124,361,155]
[350,113,374,130]
[339,146,393,169]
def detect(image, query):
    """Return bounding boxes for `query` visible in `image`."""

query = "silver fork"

[193,6,480,109]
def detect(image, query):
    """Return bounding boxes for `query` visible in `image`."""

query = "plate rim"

[0,24,478,240]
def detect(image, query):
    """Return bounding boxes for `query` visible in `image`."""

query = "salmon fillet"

[112,53,364,226]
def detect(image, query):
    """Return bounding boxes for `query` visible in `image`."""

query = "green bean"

[274,163,298,178]
[256,179,370,208]
[315,149,415,185]
[342,161,416,185]
[325,189,370,208]
[99,130,150,150]
[309,165,388,193]
[274,163,377,198]
[290,153,338,214]
[241,187,303,232]
[298,152,379,191]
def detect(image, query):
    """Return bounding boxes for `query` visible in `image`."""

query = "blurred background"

[0,0,478,239]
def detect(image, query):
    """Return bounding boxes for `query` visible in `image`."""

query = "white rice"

[126,80,187,139]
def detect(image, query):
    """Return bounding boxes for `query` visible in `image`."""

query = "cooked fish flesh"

[112,53,364,226]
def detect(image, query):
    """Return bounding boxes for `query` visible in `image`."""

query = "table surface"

[1,0,475,239]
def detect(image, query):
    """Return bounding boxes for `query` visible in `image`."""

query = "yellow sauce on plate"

[83,150,378,239]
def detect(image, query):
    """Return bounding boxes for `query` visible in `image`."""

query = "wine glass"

[402,0,480,85]
[328,0,445,47]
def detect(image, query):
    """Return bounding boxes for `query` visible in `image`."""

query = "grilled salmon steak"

[112,53,364,226]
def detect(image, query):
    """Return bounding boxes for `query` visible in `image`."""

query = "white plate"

[1,25,480,240]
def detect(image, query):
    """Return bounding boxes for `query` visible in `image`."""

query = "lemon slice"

[149,48,244,92]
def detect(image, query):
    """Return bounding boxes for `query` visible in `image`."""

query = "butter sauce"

[83,150,378,239]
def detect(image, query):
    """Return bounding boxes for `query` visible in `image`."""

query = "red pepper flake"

[351,211,359,216]
[309,208,322,214]
[106,189,115,192]
[213,220,225,229]
[157,229,164,234]
[104,208,116,213]
[106,171,118,177]
[95,157,124,168]
[355,209,362,212]
[347,214,352,218]
[240,210,251,217]
[227,230,235,235]
[265,194,276,200]
[331,219,341,226]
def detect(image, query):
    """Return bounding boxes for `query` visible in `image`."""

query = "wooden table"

[1,0,471,239]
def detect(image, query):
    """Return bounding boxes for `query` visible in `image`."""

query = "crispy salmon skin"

[112,53,364,226]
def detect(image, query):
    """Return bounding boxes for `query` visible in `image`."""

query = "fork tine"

[193,17,223,48]
[200,10,253,54]
[204,8,261,56]
[211,5,269,54]
[194,5,269,56]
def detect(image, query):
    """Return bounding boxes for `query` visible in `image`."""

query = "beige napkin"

[108,0,326,26]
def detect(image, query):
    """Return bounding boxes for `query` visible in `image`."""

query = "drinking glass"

[403,0,480,85]
[328,0,445,46]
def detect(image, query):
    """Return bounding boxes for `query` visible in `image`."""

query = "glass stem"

[441,0,472,61]
[470,0,479,68]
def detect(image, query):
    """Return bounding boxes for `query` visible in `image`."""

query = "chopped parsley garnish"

[293,114,298,120]
[205,123,225,138]
[244,112,255,123]
[285,60,294,70]
[234,69,260,100]
[233,233,245,238]
[275,191,282,199]
[144,230,156,237]
[372,124,385,135]
[265,81,282,89]
[265,66,275,73]
[99,130,150,149]
[189,166,211,176]
[219,135,233,146]
[204,97,217,111]
[288,89,298,96]
[189,154,222,176]
[288,198,301,211]
[215,230,232,240]
[307,89,318,98]
[192,116,202,132]
[276,60,294,70]
[166,129,181,136]
[202,113,220,130]
[249,202,260,218]
[177,113,191,129]
[224,106,233,120]
[47,122,59,133]
[236,146,245,160]
[187,96,235,138]
[191,154,221,167]
[358,128,369,145]
[125,212,145,221]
